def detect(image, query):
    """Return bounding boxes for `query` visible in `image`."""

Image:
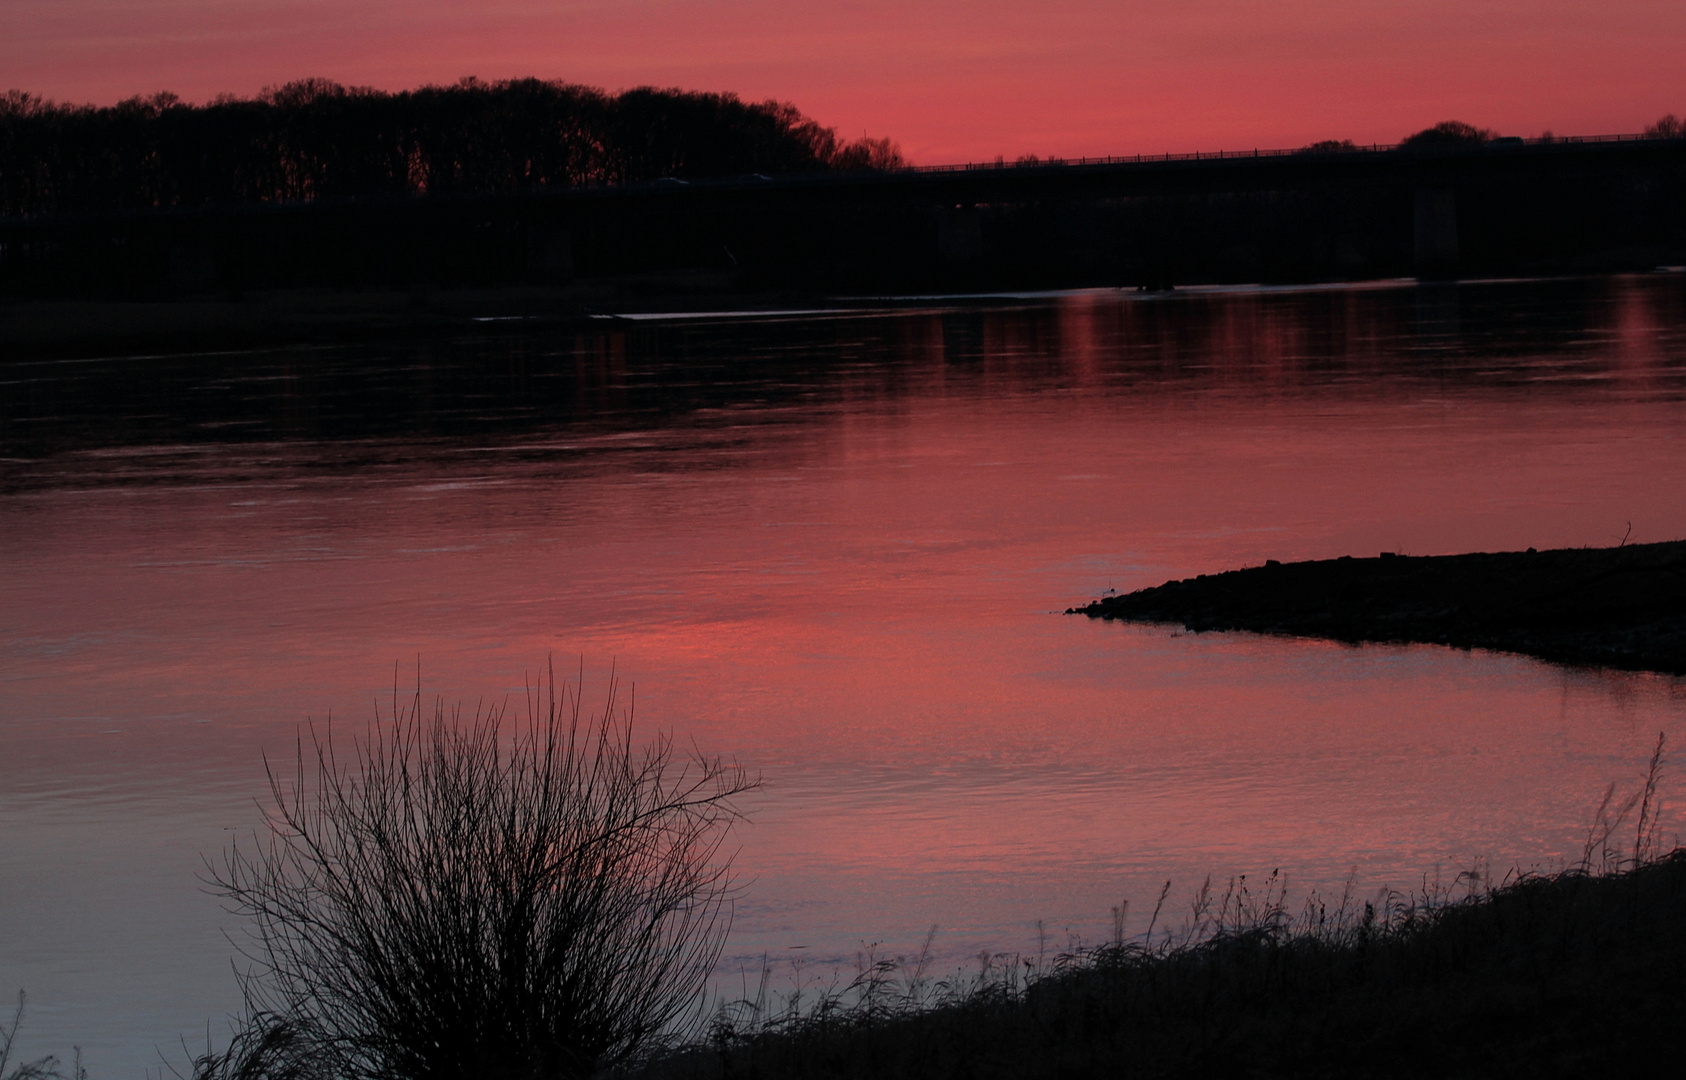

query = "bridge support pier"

[1413,187,1460,275]
[937,205,983,262]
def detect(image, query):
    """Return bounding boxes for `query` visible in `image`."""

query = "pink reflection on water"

[3,277,1686,1071]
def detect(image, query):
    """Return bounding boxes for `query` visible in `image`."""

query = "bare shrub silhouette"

[202,666,756,1080]
[0,997,69,1078]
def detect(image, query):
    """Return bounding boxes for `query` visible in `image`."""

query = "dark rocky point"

[1070,539,1686,674]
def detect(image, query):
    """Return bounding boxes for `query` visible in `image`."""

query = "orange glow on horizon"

[4,0,1683,164]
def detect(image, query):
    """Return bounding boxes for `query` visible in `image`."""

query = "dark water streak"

[5,276,1684,490]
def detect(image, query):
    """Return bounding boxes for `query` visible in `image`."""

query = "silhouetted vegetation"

[639,860,1686,1079]
[1295,139,1359,154]
[196,667,757,1080]
[1400,120,1497,147]
[1647,114,1685,138]
[4,94,1684,302]
[0,993,71,1080]
[625,739,1683,1080]
[6,671,1684,1078]
[0,78,904,217]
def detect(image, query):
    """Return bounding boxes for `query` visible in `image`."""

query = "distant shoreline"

[0,276,825,361]
[0,278,1397,361]
[1070,539,1686,675]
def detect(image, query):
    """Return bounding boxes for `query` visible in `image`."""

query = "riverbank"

[1069,539,1686,675]
[639,849,1686,1079]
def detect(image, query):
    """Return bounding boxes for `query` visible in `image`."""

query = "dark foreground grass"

[10,714,1679,1080]
[633,847,1686,1078]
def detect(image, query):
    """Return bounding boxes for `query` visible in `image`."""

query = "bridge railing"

[888,131,1675,177]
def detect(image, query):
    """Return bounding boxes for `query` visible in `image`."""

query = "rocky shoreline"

[1070,539,1686,675]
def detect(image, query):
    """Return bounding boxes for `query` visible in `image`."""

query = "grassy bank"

[9,681,1679,1078]
[17,845,1684,1080]
[633,851,1686,1079]
[1071,539,1686,676]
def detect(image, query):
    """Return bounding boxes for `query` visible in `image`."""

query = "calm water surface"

[5,276,1686,1073]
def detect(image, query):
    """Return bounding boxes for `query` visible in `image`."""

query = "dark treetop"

[0,78,904,217]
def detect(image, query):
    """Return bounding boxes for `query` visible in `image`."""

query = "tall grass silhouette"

[10,701,1677,1078]
[642,734,1683,1079]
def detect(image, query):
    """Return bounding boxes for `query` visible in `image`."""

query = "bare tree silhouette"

[1646,114,1684,138]
[0,79,905,216]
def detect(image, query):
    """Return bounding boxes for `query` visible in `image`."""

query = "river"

[4,274,1686,1074]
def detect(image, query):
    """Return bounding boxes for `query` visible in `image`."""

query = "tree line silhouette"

[0,77,906,217]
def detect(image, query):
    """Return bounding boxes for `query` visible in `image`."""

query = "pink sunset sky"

[4,0,1684,163]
